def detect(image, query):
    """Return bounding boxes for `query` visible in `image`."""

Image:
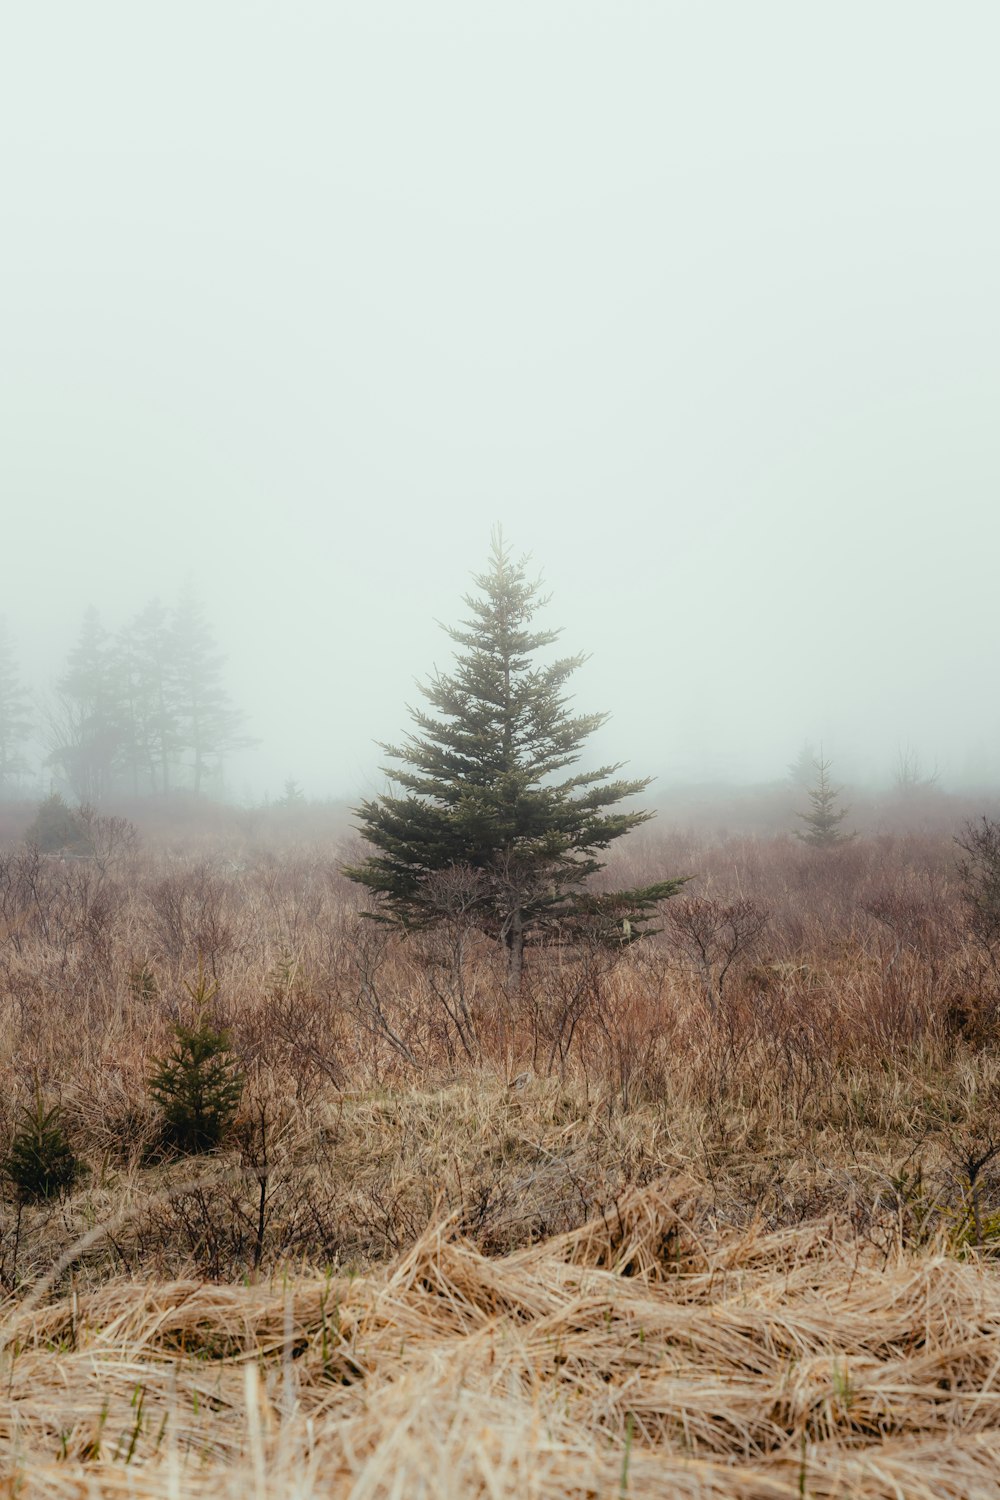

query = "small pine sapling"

[5,1090,84,1201]
[148,971,244,1154]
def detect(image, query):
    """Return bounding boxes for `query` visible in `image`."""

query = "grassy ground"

[4,1179,1000,1497]
[1,813,1000,1492]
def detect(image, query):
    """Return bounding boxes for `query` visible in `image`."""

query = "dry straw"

[1,1176,999,1497]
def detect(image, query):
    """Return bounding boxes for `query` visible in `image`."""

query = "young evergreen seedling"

[148,971,244,1154]
[5,1090,84,1201]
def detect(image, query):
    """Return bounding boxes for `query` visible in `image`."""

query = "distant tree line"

[0,588,253,802]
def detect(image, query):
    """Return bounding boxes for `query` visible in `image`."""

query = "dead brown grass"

[3,1178,1000,1497]
[1,817,1000,1491]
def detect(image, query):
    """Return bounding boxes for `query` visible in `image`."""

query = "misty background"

[2,2,998,805]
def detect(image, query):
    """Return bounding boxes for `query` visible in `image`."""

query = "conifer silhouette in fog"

[346,530,684,990]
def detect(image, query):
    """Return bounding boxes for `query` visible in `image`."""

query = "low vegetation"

[0,807,999,1492]
[5,1180,1000,1499]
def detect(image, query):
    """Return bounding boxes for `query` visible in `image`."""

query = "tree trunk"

[507,908,524,996]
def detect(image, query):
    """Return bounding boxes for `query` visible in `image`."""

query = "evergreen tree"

[25,791,89,854]
[5,1091,84,1201]
[47,607,124,803]
[117,628,147,799]
[796,754,853,848]
[171,588,253,794]
[345,532,685,990]
[787,741,817,789]
[119,599,179,795]
[148,973,244,1154]
[0,618,32,795]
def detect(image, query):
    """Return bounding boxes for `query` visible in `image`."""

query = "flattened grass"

[3,1178,1000,1498]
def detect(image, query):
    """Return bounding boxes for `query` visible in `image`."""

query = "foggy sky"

[3,2,999,802]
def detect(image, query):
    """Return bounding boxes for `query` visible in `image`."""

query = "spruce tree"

[5,1091,84,1201]
[345,532,684,989]
[796,754,853,848]
[47,607,124,803]
[787,741,817,789]
[119,600,179,795]
[171,588,254,794]
[0,618,32,795]
[25,791,89,854]
[148,973,244,1154]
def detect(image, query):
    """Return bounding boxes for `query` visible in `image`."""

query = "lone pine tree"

[796,754,853,848]
[345,532,684,990]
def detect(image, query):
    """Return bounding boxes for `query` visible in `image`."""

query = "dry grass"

[2,813,1000,1491]
[3,1178,1000,1497]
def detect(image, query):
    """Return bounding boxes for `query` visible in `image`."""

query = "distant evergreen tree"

[171,588,254,794]
[787,741,817,789]
[117,628,147,799]
[0,618,33,795]
[25,791,88,854]
[345,531,686,990]
[796,754,853,848]
[119,599,179,795]
[47,607,124,803]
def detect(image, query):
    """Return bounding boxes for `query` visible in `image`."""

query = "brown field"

[1,803,1000,1495]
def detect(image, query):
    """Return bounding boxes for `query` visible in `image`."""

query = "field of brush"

[1,797,1000,1496]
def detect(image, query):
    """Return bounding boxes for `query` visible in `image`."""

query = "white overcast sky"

[2,2,998,799]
